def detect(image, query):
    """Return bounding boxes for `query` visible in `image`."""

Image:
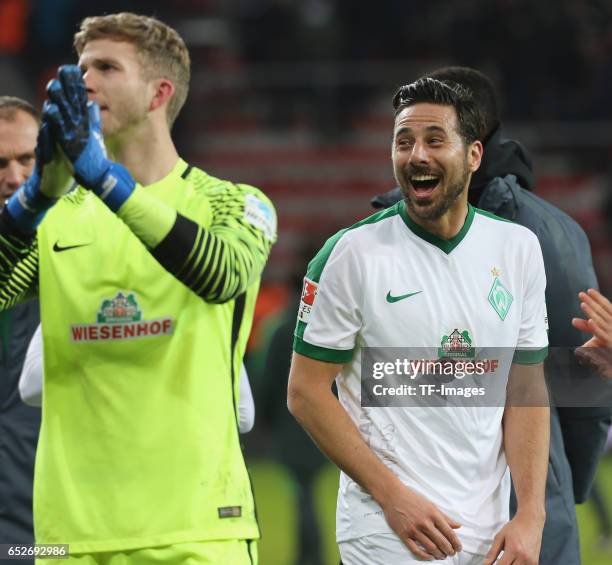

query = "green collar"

[397,201,475,254]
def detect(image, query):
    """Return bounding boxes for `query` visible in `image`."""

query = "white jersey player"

[288,78,550,565]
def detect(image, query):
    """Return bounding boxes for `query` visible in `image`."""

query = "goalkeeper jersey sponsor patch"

[70,291,174,342]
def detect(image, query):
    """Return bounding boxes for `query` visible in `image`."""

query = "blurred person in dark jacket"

[371,67,611,565]
[260,249,328,565]
[0,96,41,565]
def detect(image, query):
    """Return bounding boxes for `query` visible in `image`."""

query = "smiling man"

[288,78,550,565]
[0,12,275,565]
[373,66,612,565]
[393,103,474,227]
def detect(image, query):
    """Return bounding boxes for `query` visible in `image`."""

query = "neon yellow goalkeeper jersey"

[20,159,276,552]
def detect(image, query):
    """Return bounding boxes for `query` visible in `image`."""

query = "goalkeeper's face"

[79,39,157,138]
[0,111,38,203]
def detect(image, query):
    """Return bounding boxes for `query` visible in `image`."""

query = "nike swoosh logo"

[386,290,422,303]
[53,242,91,253]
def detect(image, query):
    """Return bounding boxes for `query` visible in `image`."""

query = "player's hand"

[39,102,74,199]
[482,511,544,565]
[380,482,462,560]
[45,65,109,186]
[572,289,612,378]
[44,65,135,211]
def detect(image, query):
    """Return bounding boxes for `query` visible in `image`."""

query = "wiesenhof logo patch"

[71,291,174,342]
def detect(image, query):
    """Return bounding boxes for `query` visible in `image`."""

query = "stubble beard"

[402,158,470,221]
[102,97,149,140]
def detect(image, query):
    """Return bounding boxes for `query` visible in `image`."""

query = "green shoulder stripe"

[295,203,400,353]
[474,207,514,224]
[306,202,401,283]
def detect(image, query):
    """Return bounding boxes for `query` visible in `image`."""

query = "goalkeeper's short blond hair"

[74,12,190,128]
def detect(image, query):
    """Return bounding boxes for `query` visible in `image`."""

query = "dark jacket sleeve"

[514,182,611,503]
[556,406,610,502]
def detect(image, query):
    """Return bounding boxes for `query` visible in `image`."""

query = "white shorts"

[339,533,484,565]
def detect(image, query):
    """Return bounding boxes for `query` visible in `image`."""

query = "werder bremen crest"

[488,277,514,320]
[439,329,475,359]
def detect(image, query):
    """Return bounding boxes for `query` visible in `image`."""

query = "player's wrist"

[369,471,406,508]
[72,130,113,188]
[6,171,58,231]
[514,504,546,525]
[89,162,136,212]
[39,149,75,200]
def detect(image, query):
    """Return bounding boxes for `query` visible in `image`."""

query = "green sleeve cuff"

[293,335,354,364]
[513,346,548,365]
[117,185,177,248]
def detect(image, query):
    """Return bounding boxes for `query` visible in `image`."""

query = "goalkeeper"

[0,12,275,565]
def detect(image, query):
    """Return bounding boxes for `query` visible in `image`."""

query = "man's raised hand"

[572,288,612,378]
[44,65,134,211]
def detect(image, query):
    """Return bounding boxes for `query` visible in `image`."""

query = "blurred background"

[2,0,611,563]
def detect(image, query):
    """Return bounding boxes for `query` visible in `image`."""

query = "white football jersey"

[294,202,548,555]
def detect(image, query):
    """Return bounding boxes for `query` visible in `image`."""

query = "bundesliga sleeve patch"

[298,277,318,323]
[244,193,276,241]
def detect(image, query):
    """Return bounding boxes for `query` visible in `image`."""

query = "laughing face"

[392,103,481,222]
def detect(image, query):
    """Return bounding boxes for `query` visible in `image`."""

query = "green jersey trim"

[474,208,514,223]
[512,347,548,365]
[294,204,399,344]
[307,204,400,284]
[293,335,354,363]
[398,202,475,254]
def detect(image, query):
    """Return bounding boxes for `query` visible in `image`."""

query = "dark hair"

[392,77,484,145]
[0,96,40,123]
[426,67,500,139]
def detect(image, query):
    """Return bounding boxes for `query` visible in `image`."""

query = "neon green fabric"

[30,159,274,552]
[35,539,258,565]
